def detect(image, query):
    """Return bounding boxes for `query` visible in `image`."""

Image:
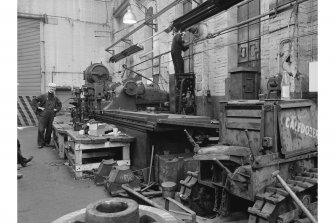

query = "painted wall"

[18,0,114,92]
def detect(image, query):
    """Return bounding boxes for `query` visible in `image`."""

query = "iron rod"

[121,184,163,210]
[272,171,317,223]
[148,145,155,184]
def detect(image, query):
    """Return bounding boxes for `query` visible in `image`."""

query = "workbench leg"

[122,144,130,161]
[75,171,83,179]
[74,144,82,179]
[58,134,65,159]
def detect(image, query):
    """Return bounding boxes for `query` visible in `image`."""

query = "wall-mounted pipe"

[18,12,47,22]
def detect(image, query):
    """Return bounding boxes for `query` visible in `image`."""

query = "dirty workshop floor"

[17,126,247,223]
[17,126,107,223]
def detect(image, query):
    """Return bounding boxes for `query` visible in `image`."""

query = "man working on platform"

[171,28,189,74]
[32,83,62,148]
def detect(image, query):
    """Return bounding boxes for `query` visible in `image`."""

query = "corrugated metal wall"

[17,17,41,96]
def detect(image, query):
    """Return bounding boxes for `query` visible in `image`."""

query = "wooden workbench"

[52,115,73,159]
[52,114,135,178]
[66,130,135,178]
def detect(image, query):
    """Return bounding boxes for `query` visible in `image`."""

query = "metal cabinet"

[228,67,260,100]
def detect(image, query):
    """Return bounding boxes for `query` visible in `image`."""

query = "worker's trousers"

[37,111,55,146]
[171,52,184,74]
[17,139,25,164]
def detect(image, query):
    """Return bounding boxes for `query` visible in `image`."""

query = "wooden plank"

[66,130,134,144]
[226,109,261,118]
[64,148,75,168]
[226,117,261,130]
[122,144,130,160]
[75,144,82,166]
[58,133,65,159]
[75,160,130,172]
[74,142,130,151]
[82,151,115,159]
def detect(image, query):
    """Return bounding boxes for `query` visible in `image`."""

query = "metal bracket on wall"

[121,39,133,45]
[144,22,158,32]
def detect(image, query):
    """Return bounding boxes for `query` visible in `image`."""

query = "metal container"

[228,66,260,100]
[161,181,177,198]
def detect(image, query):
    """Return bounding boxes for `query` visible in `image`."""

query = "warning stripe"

[17,96,38,127]
[17,112,24,127]
[17,102,29,126]
[17,99,33,126]
[26,96,39,125]
[19,96,37,125]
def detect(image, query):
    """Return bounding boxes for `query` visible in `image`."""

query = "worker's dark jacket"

[171,33,189,54]
[171,33,189,74]
[32,92,62,117]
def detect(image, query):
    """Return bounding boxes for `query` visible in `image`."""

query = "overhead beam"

[105,0,184,52]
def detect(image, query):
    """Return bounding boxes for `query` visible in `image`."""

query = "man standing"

[32,83,62,148]
[171,28,189,74]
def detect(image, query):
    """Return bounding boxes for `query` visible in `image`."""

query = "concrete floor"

[17,126,107,223]
[17,126,247,223]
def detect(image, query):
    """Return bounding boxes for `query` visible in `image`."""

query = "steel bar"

[121,184,163,210]
[148,145,155,184]
[213,159,232,177]
[165,197,196,223]
[122,65,155,83]
[272,171,317,223]
[141,182,155,192]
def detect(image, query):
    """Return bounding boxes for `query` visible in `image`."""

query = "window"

[237,0,261,69]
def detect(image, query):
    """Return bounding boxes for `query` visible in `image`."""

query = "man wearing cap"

[32,83,62,148]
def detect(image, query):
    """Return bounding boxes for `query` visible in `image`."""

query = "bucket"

[161,181,176,198]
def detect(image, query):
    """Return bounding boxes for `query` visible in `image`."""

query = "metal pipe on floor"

[121,184,163,210]
[272,171,317,223]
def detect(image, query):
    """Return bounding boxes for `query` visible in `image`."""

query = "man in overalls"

[32,83,62,148]
[171,28,189,74]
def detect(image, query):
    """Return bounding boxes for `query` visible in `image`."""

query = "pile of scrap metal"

[84,158,198,223]
[177,99,318,223]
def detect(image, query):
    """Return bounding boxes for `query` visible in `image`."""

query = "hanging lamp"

[123,7,137,24]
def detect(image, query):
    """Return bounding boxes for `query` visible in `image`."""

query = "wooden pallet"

[66,130,135,178]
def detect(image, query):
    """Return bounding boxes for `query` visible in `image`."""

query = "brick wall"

[260,0,318,94]
[110,0,317,118]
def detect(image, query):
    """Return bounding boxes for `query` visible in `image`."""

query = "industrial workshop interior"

[13,0,321,222]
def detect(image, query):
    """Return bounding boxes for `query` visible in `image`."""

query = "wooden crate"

[65,130,135,178]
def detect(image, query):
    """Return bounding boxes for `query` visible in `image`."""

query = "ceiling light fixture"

[123,6,137,24]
